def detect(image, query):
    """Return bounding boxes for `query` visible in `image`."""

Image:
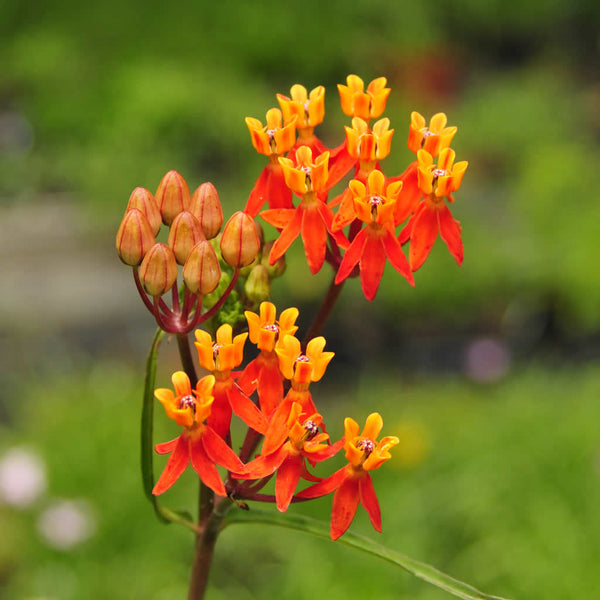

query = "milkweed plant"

[116,75,508,600]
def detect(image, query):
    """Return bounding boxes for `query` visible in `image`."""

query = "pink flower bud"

[155,171,190,226]
[139,243,178,297]
[116,208,155,266]
[126,187,162,236]
[168,211,206,265]
[183,240,221,295]
[189,182,224,240]
[220,211,261,268]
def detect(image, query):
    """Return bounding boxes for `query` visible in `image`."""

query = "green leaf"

[223,509,511,600]
[140,328,198,533]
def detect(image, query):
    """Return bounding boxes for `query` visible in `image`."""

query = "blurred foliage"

[2,0,600,331]
[1,362,599,598]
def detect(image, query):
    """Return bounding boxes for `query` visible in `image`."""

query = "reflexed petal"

[335,228,367,284]
[331,475,360,540]
[275,454,304,512]
[257,359,284,416]
[268,207,304,264]
[189,436,226,496]
[239,446,286,480]
[301,206,327,274]
[261,208,297,230]
[202,426,245,473]
[227,384,269,434]
[296,465,348,499]
[326,142,356,190]
[359,235,386,301]
[262,397,294,455]
[245,166,270,217]
[153,435,189,495]
[438,204,464,266]
[408,203,439,271]
[155,438,179,455]
[359,474,382,532]
[382,230,414,286]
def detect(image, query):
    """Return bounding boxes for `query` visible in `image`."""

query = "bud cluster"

[116,171,283,333]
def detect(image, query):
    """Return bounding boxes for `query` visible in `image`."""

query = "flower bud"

[126,187,162,236]
[183,240,221,295]
[189,182,224,239]
[244,264,271,304]
[168,211,206,265]
[116,208,155,266]
[139,243,178,297]
[220,211,261,268]
[155,170,191,226]
[261,240,286,278]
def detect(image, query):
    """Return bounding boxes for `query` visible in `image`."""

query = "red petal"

[408,203,439,271]
[236,358,260,397]
[227,383,269,434]
[326,142,356,190]
[398,207,420,245]
[202,426,245,473]
[305,437,344,464]
[382,230,414,286]
[207,386,233,439]
[390,161,421,226]
[260,208,296,230]
[152,435,189,495]
[239,446,286,480]
[438,204,464,266]
[359,234,386,301]
[359,474,382,533]
[265,163,293,210]
[257,360,284,417]
[301,206,327,274]
[155,438,179,455]
[275,454,304,512]
[295,465,348,499]
[245,167,270,217]
[189,435,226,496]
[267,207,304,264]
[331,188,355,230]
[335,228,367,284]
[262,397,294,455]
[331,476,360,540]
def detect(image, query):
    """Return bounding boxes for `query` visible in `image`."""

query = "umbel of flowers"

[115,75,476,600]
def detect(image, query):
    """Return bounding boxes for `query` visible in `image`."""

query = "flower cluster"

[153,302,398,540]
[244,75,468,300]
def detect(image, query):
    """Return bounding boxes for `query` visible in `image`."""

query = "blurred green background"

[1,1,599,598]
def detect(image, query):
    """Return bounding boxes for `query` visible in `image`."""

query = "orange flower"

[344,117,394,163]
[278,145,330,195]
[239,403,342,511]
[152,372,245,496]
[245,108,296,157]
[262,334,334,455]
[244,108,297,216]
[334,170,414,301]
[338,75,390,121]
[297,413,399,540]
[237,302,300,416]
[407,111,457,157]
[277,84,325,130]
[261,147,348,274]
[400,148,468,271]
[194,325,268,437]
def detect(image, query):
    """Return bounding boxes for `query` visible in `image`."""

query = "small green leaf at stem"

[222,509,512,600]
[141,328,198,533]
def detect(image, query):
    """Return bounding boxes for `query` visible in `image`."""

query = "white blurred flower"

[37,500,96,550]
[0,447,47,508]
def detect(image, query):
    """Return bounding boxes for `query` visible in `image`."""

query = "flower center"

[432,168,447,178]
[263,323,279,343]
[212,343,223,360]
[302,419,319,440]
[369,195,383,219]
[296,354,310,363]
[357,438,375,457]
[178,394,196,412]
